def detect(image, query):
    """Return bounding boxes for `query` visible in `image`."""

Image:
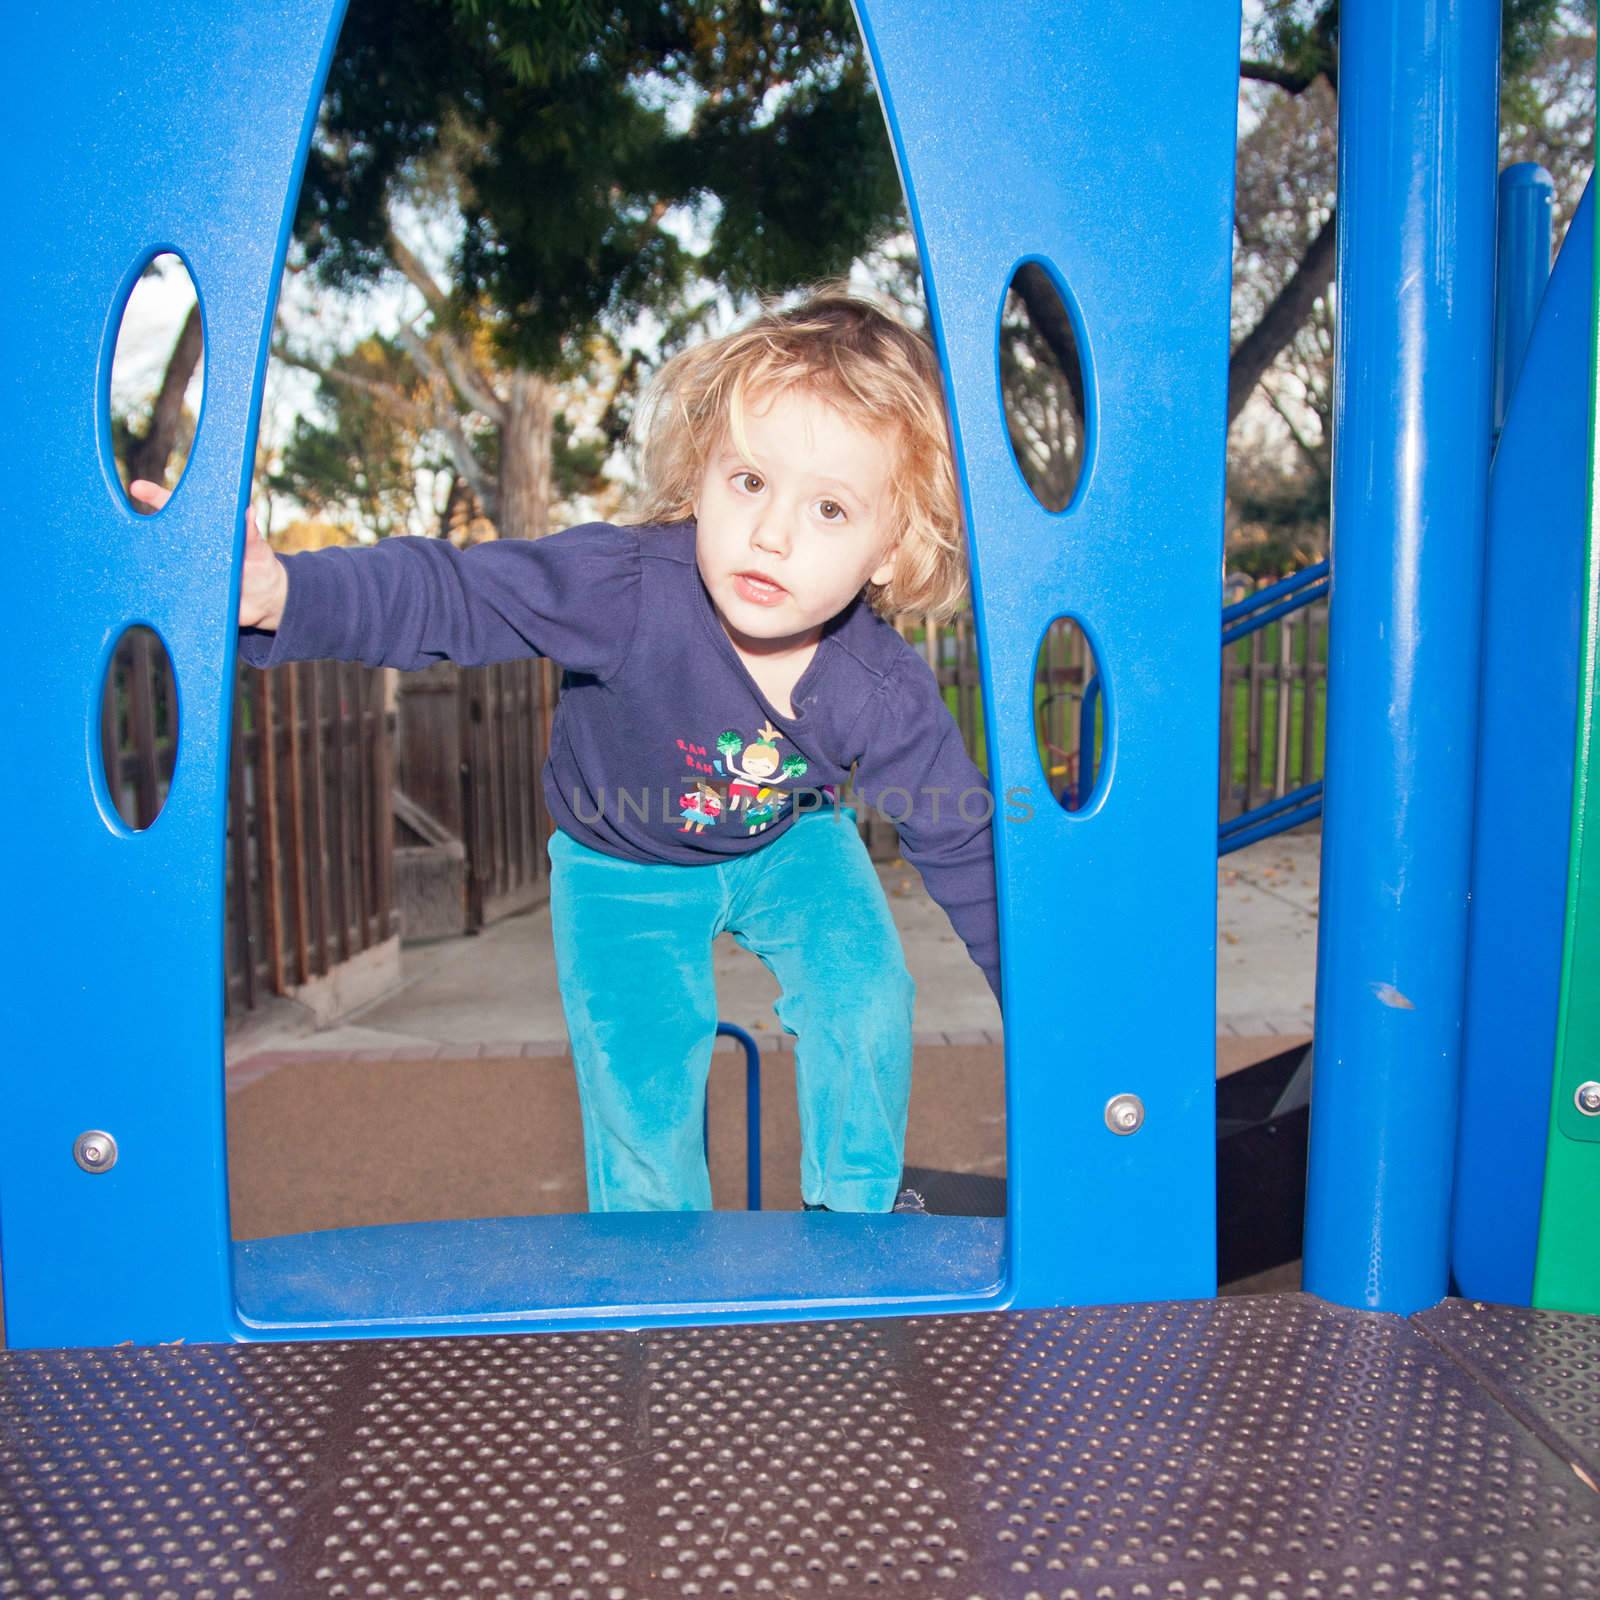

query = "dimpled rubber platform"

[2,1295,1598,1599]
[1416,1299,1600,1489]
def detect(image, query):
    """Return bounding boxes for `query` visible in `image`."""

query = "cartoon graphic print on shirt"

[673,719,809,834]
[679,780,724,833]
[742,788,783,835]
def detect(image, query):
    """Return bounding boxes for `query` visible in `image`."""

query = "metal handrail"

[1220,780,1323,837]
[1218,567,1327,846]
[1076,674,1102,808]
[1223,578,1331,646]
[1221,560,1329,626]
[1220,789,1324,856]
[1061,565,1328,847]
[706,1022,763,1211]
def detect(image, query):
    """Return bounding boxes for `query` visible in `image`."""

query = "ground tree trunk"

[498,371,555,540]
[125,301,204,494]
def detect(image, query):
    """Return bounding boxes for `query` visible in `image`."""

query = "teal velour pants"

[548,810,916,1213]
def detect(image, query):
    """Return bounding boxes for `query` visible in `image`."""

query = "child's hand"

[128,480,290,631]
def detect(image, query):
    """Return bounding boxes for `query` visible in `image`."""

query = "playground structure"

[3,1,1599,1595]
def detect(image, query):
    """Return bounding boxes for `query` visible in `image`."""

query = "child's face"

[693,387,900,656]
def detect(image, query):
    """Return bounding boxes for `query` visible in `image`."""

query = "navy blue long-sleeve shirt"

[239,519,1001,997]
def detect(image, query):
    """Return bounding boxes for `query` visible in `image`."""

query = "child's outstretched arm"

[130,480,287,627]
[128,479,642,681]
[849,652,1003,1004]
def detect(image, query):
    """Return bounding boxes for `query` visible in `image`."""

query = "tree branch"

[393,322,455,406]
[393,327,502,518]
[276,341,500,520]
[1227,211,1337,424]
[1240,59,1317,92]
[386,231,450,313]
[275,345,432,431]
[1262,381,1326,475]
[386,230,507,422]
[437,334,508,426]
[125,301,204,489]
[1240,4,1339,95]
[438,428,500,525]
[1010,262,1085,429]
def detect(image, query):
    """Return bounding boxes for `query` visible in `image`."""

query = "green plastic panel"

[1534,167,1600,1314]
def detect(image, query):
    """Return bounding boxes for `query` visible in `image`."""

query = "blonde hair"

[630,286,968,621]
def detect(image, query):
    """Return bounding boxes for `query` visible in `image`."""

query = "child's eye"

[818,500,845,522]
[736,471,764,495]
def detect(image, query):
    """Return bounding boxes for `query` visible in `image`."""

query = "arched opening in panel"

[222,0,1007,1322]
[1034,615,1105,812]
[109,253,205,509]
[100,625,180,830]
[1000,260,1088,512]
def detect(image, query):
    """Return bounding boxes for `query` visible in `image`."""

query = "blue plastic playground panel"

[856,0,1240,1309]
[1303,0,1501,1313]
[0,0,1240,1348]
[235,1213,1004,1333]
[0,1,351,1349]
[1454,182,1594,1306]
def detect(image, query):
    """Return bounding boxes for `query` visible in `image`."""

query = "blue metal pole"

[1492,163,1555,437]
[711,1023,763,1211]
[1303,0,1500,1313]
[1077,675,1102,806]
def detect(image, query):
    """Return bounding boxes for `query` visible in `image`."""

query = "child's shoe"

[891,1187,928,1215]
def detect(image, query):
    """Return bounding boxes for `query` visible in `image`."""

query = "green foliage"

[1502,0,1577,79]
[268,337,446,537]
[1241,0,1589,99]
[1250,0,1339,88]
[296,0,905,374]
[551,410,609,503]
[689,70,905,295]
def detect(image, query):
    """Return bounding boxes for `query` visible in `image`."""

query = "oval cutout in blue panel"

[1034,615,1105,811]
[109,252,205,511]
[100,626,179,830]
[1001,261,1089,513]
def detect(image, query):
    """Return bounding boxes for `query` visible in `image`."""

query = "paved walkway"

[1216,828,1320,1036]
[226,829,1320,1071]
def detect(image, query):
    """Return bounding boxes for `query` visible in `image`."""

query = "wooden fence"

[103,639,564,1016]
[101,635,397,1019]
[100,578,1325,1017]
[225,661,396,1017]
[887,587,1328,835]
[100,627,179,833]
[1219,599,1328,821]
[395,659,559,929]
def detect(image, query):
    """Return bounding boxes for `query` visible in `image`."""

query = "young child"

[137,288,1000,1215]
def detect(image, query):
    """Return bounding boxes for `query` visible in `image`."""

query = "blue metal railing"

[1492,164,1555,440]
[1221,559,1330,627]
[1222,561,1330,646]
[1217,565,1327,849]
[1219,783,1324,857]
[705,1022,763,1211]
[1057,562,1329,846]
[1075,674,1102,806]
